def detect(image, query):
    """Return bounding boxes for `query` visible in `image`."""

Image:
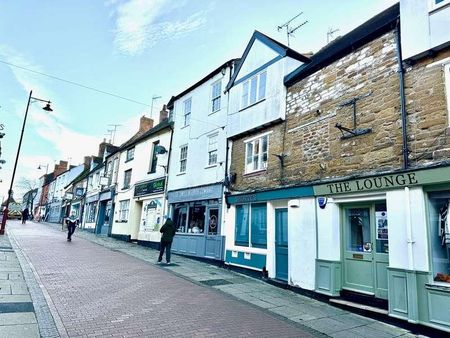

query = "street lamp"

[0,90,53,235]
[37,163,49,174]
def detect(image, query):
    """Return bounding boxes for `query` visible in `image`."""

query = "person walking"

[157,217,176,264]
[65,211,79,242]
[21,208,29,224]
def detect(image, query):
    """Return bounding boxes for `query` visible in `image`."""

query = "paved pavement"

[3,220,433,337]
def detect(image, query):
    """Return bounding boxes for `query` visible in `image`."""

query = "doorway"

[342,202,389,299]
[275,208,288,281]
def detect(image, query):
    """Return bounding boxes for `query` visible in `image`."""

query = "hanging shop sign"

[134,178,165,197]
[314,166,450,195]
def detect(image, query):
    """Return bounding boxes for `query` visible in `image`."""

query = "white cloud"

[110,0,208,55]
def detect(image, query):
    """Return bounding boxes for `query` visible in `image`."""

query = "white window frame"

[429,0,450,11]
[119,200,130,222]
[211,80,222,113]
[179,145,188,173]
[244,132,270,174]
[207,133,218,166]
[241,71,267,110]
[445,63,450,126]
[126,147,135,161]
[183,98,191,127]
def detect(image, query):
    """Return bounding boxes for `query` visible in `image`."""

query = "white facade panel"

[316,199,341,261]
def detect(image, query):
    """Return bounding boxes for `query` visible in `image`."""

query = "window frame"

[149,140,160,174]
[119,200,130,222]
[123,169,132,189]
[183,98,192,127]
[125,147,135,162]
[244,132,270,174]
[429,0,450,11]
[211,80,222,113]
[241,71,267,110]
[234,203,267,248]
[207,133,218,166]
[179,144,188,173]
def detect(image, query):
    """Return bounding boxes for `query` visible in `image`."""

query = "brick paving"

[8,221,321,338]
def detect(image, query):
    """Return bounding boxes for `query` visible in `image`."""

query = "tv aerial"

[278,12,308,46]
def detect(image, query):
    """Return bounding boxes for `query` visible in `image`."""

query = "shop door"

[205,207,222,259]
[275,208,288,281]
[342,203,389,299]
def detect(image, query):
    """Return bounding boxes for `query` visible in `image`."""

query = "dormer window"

[241,71,267,109]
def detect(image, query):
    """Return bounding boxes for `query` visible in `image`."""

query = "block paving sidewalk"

[37,222,426,338]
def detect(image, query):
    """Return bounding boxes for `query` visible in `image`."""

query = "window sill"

[429,1,450,14]
[147,170,156,175]
[426,282,450,291]
[115,220,128,223]
[181,124,190,130]
[243,169,267,177]
[177,172,186,176]
[209,108,221,115]
[176,232,205,236]
[205,164,217,169]
[121,186,130,190]
[239,98,266,112]
[124,158,134,163]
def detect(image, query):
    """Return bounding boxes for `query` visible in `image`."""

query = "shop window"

[429,196,450,283]
[235,203,267,248]
[188,204,205,234]
[208,208,219,235]
[87,203,97,223]
[245,134,269,173]
[126,147,135,162]
[174,206,188,233]
[119,200,130,222]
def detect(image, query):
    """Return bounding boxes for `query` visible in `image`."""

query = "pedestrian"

[21,208,29,224]
[65,211,79,242]
[157,217,176,264]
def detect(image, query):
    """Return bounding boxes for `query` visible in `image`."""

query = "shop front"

[83,193,99,232]
[313,165,450,333]
[96,188,115,236]
[134,178,165,248]
[168,183,225,260]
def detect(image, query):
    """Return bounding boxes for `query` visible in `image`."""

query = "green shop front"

[313,165,450,333]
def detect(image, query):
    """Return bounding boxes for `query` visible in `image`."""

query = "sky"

[0,0,397,202]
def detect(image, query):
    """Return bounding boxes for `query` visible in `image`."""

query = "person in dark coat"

[65,211,79,242]
[21,208,29,224]
[158,217,176,264]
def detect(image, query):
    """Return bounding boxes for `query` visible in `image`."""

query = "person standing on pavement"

[21,208,29,224]
[65,211,79,242]
[158,217,176,264]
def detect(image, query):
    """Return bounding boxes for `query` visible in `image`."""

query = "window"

[430,0,450,10]
[126,147,135,162]
[207,134,218,166]
[119,200,130,222]
[245,134,269,173]
[241,71,267,109]
[87,203,97,223]
[211,80,222,112]
[235,203,267,248]
[149,141,159,173]
[123,169,132,189]
[183,98,191,127]
[179,145,188,173]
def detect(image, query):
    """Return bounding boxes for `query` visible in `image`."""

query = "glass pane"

[251,203,267,248]
[375,202,389,253]
[188,205,205,234]
[208,208,219,235]
[347,208,371,252]
[174,207,187,233]
[258,72,266,100]
[235,205,249,245]
[246,143,253,164]
[241,81,249,108]
[276,210,288,245]
[250,76,257,104]
[429,198,450,283]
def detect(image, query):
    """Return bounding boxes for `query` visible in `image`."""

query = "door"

[205,207,223,259]
[275,208,288,281]
[342,202,389,299]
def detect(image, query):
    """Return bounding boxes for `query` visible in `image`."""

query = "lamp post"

[37,163,49,174]
[0,90,52,235]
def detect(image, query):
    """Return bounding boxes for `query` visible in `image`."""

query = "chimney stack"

[139,116,154,133]
[159,104,169,123]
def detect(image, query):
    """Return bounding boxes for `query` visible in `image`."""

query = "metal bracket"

[335,91,373,139]
[335,123,372,139]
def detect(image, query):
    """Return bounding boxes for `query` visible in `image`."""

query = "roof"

[226,30,311,91]
[284,3,400,86]
[117,119,173,152]
[167,59,238,108]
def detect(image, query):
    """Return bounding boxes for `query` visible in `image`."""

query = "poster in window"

[376,211,388,240]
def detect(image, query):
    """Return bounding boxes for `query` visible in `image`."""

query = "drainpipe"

[162,124,174,219]
[405,187,414,270]
[395,19,409,169]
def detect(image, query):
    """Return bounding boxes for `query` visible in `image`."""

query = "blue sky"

[0,0,396,201]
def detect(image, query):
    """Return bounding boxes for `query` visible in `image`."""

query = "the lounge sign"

[134,178,165,197]
[314,166,450,195]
